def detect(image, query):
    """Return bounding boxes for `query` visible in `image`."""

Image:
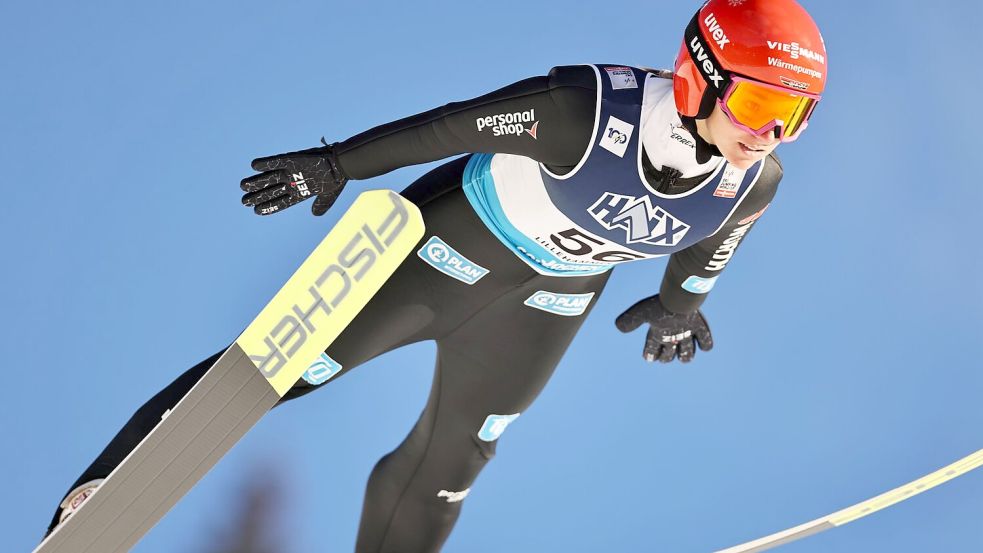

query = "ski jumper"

[51,65,782,552]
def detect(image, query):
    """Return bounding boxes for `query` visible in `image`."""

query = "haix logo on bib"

[476,109,539,139]
[291,172,312,197]
[524,291,595,317]
[417,236,489,285]
[599,116,634,158]
[302,352,343,386]
[689,35,725,89]
[767,41,825,64]
[589,193,690,247]
[703,13,730,49]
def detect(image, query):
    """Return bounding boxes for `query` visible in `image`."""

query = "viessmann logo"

[767,41,825,64]
[476,109,539,139]
[246,193,411,378]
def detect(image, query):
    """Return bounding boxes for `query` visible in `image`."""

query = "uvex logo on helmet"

[703,13,730,49]
[674,0,828,119]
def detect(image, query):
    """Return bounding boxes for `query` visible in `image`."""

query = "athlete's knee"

[472,432,497,462]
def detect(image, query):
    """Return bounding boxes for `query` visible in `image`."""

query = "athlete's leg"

[355,270,611,553]
[45,158,474,533]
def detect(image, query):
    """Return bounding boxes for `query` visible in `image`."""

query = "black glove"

[615,294,713,364]
[240,140,348,216]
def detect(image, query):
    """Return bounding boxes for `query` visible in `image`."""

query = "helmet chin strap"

[679,114,722,164]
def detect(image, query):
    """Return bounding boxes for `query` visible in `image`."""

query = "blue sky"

[2,1,982,552]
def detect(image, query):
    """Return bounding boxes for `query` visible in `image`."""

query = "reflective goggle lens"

[724,79,819,138]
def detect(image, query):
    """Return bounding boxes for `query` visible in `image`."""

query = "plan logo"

[524,291,595,317]
[301,352,342,386]
[589,193,690,247]
[476,109,539,139]
[478,413,521,442]
[417,236,489,285]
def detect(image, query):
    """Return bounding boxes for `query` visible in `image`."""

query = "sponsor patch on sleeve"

[604,66,638,89]
[681,275,719,294]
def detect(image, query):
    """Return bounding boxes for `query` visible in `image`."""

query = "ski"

[715,447,983,552]
[34,189,424,553]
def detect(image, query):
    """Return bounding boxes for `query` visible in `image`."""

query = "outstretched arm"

[335,64,600,179]
[616,154,783,363]
[241,65,601,216]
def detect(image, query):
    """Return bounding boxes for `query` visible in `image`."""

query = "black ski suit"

[51,65,781,552]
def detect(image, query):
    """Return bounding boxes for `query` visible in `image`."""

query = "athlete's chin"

[720,151,758,170]
[723,156,756,170]
[721,144,772,169]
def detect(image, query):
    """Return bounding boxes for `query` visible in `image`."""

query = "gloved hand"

[615,294,713,363]
[241,140,348,216]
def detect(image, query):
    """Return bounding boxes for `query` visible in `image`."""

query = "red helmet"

[674,0,828,120]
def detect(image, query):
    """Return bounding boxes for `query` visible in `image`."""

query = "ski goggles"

[718,76,821,142]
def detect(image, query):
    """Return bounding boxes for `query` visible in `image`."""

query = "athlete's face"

[697,103,780,169]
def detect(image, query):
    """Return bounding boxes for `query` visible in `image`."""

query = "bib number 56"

[549,229,645,263]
